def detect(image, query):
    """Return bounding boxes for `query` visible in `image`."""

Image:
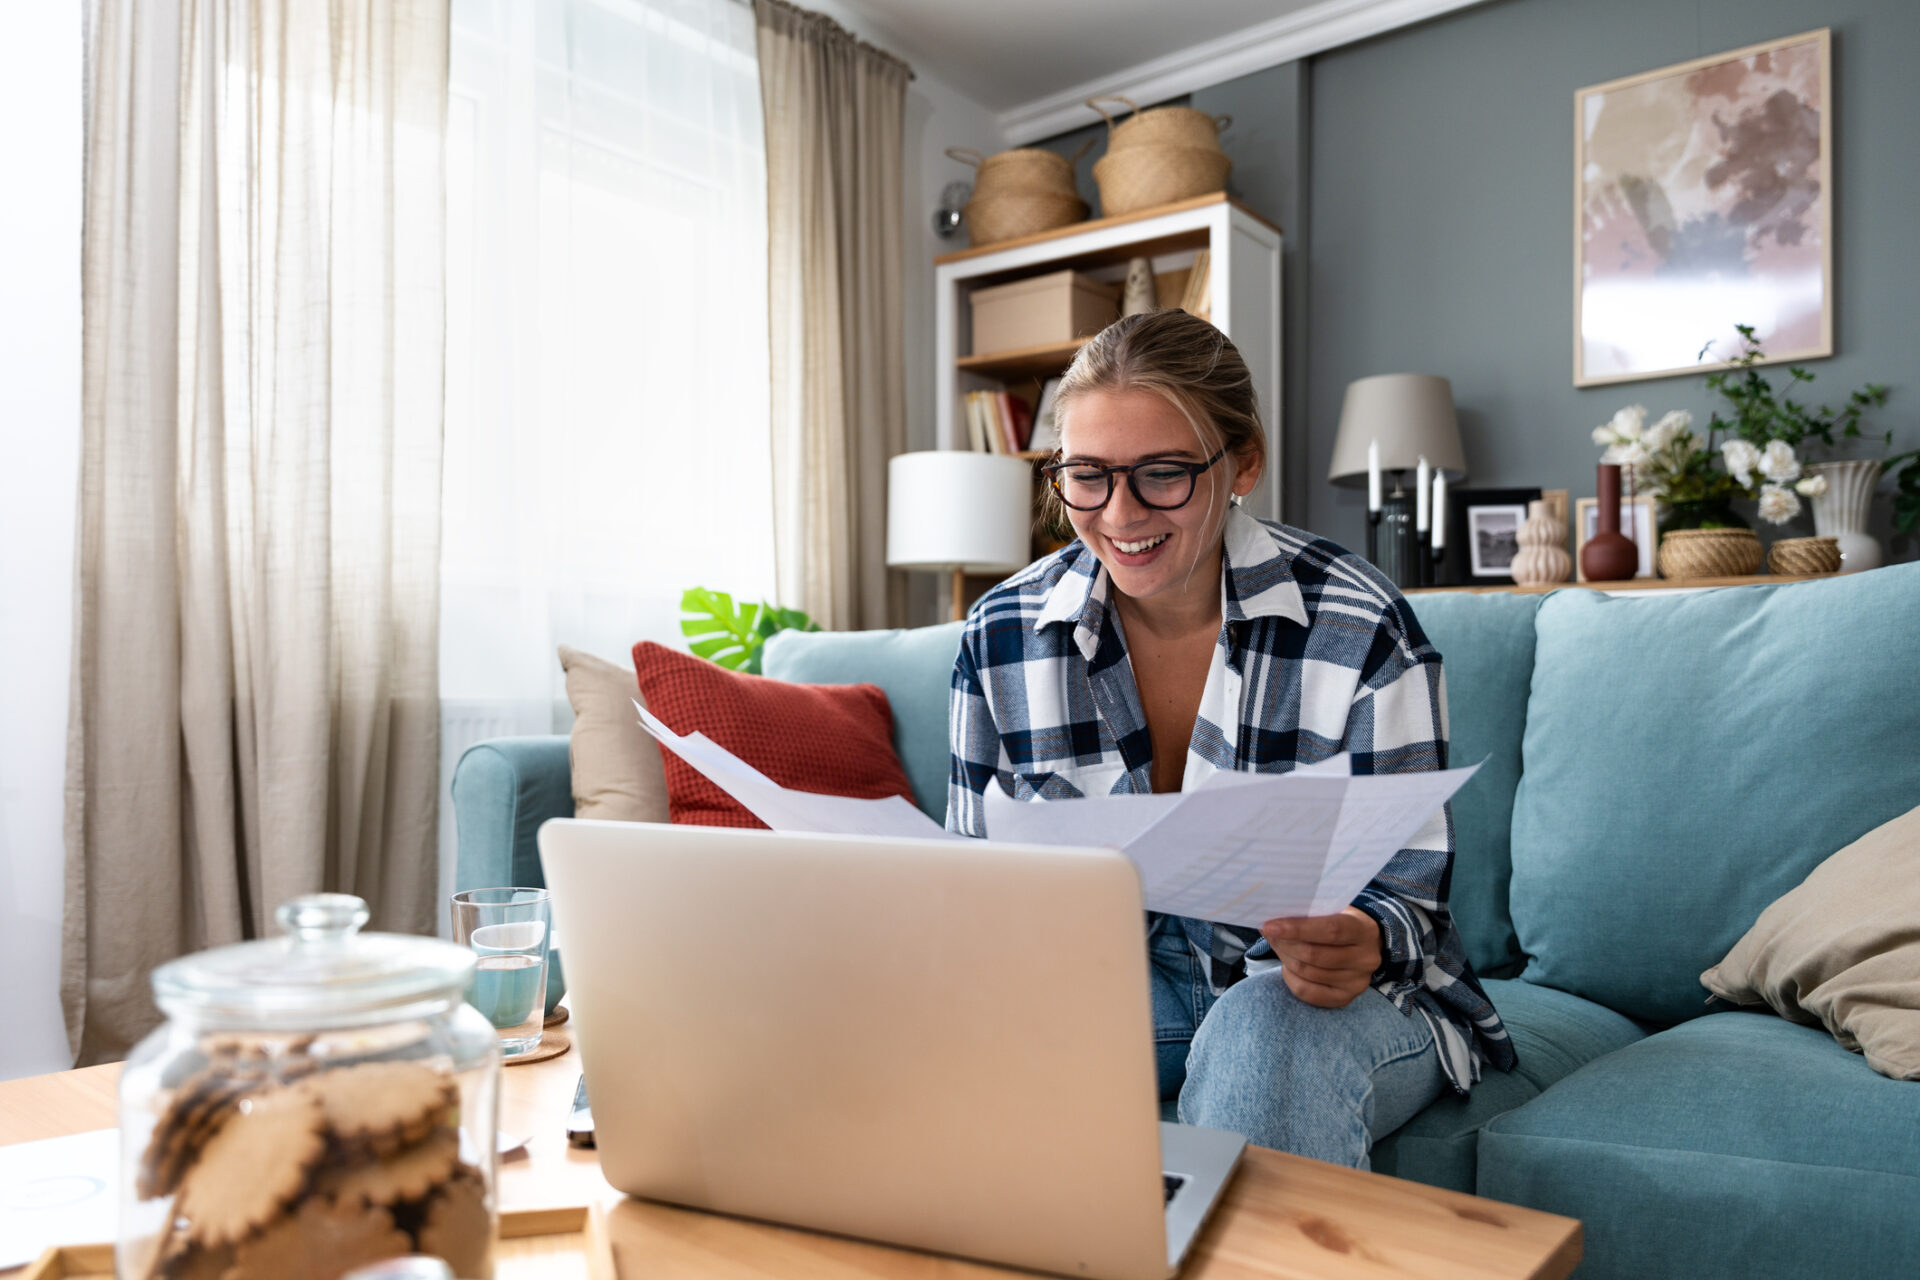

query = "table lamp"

[1326,374,1467,587]
[887,451,1035,621]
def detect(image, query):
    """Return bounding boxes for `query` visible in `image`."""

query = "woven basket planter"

[1766,535,1842,575]
[1658,528,1762,579]
[1087,95,1232,151]
[962,191,1089,246]
[1094,144,1232,217]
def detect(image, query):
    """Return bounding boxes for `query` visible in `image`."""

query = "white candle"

[1415,456,1430,532]
[1432,473,1447,550]
[1367,440,1382,513]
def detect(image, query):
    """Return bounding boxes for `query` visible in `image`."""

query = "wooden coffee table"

[1,1056,1579,1278]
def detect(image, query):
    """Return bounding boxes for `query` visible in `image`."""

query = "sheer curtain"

[68,0,447,1064]
[441,0,773,913]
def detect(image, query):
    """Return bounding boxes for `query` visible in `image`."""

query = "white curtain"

[68,0,447,1064]
[441,0,774,910]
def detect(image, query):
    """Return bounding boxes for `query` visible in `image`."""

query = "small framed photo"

[1575,496,1658,580]
[1441,488,1542,585]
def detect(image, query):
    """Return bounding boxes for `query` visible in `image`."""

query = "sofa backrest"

[761,621,967,823]
[1400,591,1541,980]
[1509,562,1920,1026]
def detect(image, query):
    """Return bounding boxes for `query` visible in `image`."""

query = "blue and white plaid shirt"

[946,506,1514,1093]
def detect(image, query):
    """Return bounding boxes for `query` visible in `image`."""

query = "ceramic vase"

[1510,499,1571,586]
[1121,256,1156,315]
[1808,459,1883,573]
[1580,464,1640,582]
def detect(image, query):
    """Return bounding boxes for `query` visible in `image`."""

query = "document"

[635,705,1475,927]
[634,703,956,840]
[0,1128,118,1267]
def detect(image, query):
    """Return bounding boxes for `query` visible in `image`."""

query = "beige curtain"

[754,0,909,631]
[67,0,447,1065]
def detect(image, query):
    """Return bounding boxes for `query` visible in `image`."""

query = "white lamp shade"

[1327,373,1467,485]
[887,452,1034,573]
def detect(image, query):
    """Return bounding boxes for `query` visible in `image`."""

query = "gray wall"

[1031,0,1919,562]
[1306,0,1919,561]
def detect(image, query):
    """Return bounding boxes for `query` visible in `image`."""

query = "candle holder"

[1366,509,1382,566]
[1377,491,1413,588]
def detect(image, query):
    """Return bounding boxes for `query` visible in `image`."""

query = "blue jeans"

[1149,913,1446,1169]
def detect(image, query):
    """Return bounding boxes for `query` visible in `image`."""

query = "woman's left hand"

[1260,907,1383,1009]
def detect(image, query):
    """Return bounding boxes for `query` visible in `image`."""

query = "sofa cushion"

[761,621,966,823]
[1509,564,1920,1025]
[558,645,670,824]
[631,641,916,828]
[1478,1010,1920,1280]
[1371,976,1646,1191]
[1702,801,1920,1080]
[1398,592,1540,980]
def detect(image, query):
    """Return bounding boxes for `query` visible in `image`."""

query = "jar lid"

[152,895,477,1030]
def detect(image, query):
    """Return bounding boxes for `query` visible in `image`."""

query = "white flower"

[1722,439,1761,488]
[1602,441,1652,467]
[1609,405,1648,440]
[1758,483,1802,525]
[1591,424,1616,447]
[1642,410,1691,453]
[1795,473,1830,498]
[1759,439,1801,483]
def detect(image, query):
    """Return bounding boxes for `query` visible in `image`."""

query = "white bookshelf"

[933,192,1285,521]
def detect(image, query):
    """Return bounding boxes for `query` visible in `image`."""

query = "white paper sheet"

[635,702,956,840]
[634,703,1473,927]
[0,1128,119,1267]
[981,756,1478,929]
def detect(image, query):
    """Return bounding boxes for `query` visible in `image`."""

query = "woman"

[947,310,1512,1167]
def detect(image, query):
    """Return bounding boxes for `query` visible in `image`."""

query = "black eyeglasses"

[1042,448,1227,511]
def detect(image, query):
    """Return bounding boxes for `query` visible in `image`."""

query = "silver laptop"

[538,819,1244,1280]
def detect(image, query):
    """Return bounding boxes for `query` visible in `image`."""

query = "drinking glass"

[451,888,552,1058]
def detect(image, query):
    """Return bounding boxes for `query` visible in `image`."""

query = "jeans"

[1149,912,1446,1169]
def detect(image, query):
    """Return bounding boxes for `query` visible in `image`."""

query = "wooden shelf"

[1408,573,1833,595]
[956,338,1086,382]
[935,192,1282,268]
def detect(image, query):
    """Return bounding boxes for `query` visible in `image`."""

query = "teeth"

[1114,534,1169,554]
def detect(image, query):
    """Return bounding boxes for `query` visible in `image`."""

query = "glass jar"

[119,894,501,1280]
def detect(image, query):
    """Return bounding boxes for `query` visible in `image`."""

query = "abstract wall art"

[1574,29,1832,386]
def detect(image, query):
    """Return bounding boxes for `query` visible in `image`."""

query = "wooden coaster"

[503,1027,571,1067]
[543,1005,569,1028]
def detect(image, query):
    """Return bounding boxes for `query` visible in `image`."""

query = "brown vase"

[1580,464,1640,582]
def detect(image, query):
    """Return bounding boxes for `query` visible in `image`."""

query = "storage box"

[969,270,1119,356]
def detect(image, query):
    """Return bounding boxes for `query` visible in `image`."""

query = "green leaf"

[679,587,766,671]
[680,589,822,673]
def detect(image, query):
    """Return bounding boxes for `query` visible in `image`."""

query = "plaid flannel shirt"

[946,507,1515,1093]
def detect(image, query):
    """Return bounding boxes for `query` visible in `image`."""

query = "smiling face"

[1055,386,1262,612]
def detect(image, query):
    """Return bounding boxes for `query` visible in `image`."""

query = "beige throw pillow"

[558,645,670,824]
[1701,803,1920,1080]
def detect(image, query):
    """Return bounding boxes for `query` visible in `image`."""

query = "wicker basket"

[962,191,1090,246]
[1766,535,1842,575]
[1086,96,1232,151]
[947,143,1089,201]
[1657,528,1763,579]
[1093,144,1232,217]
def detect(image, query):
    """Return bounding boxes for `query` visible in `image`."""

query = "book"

[1181,249,1211,316]
[964,391,989,452]
[1007,394,1034,452]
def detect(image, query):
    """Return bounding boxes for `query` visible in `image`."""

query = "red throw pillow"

[630,640,915,828]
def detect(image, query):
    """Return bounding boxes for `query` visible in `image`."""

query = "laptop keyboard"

[1162,1173,1187,1205]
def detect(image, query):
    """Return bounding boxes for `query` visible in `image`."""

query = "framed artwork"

[1574,29,1832,387]
[1442,488,1542,585]
[1575,496,1659,580]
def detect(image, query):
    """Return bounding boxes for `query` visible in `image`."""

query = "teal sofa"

[452,563,1920,1279]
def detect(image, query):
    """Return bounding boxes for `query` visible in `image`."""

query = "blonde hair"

[1044,309,1265,525]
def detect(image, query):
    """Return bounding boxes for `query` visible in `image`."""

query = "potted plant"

[1701,327,1908,569]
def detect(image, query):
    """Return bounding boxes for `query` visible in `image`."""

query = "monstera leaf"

[680,588,818,673]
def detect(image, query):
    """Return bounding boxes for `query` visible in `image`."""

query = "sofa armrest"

[451,736,574,892]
